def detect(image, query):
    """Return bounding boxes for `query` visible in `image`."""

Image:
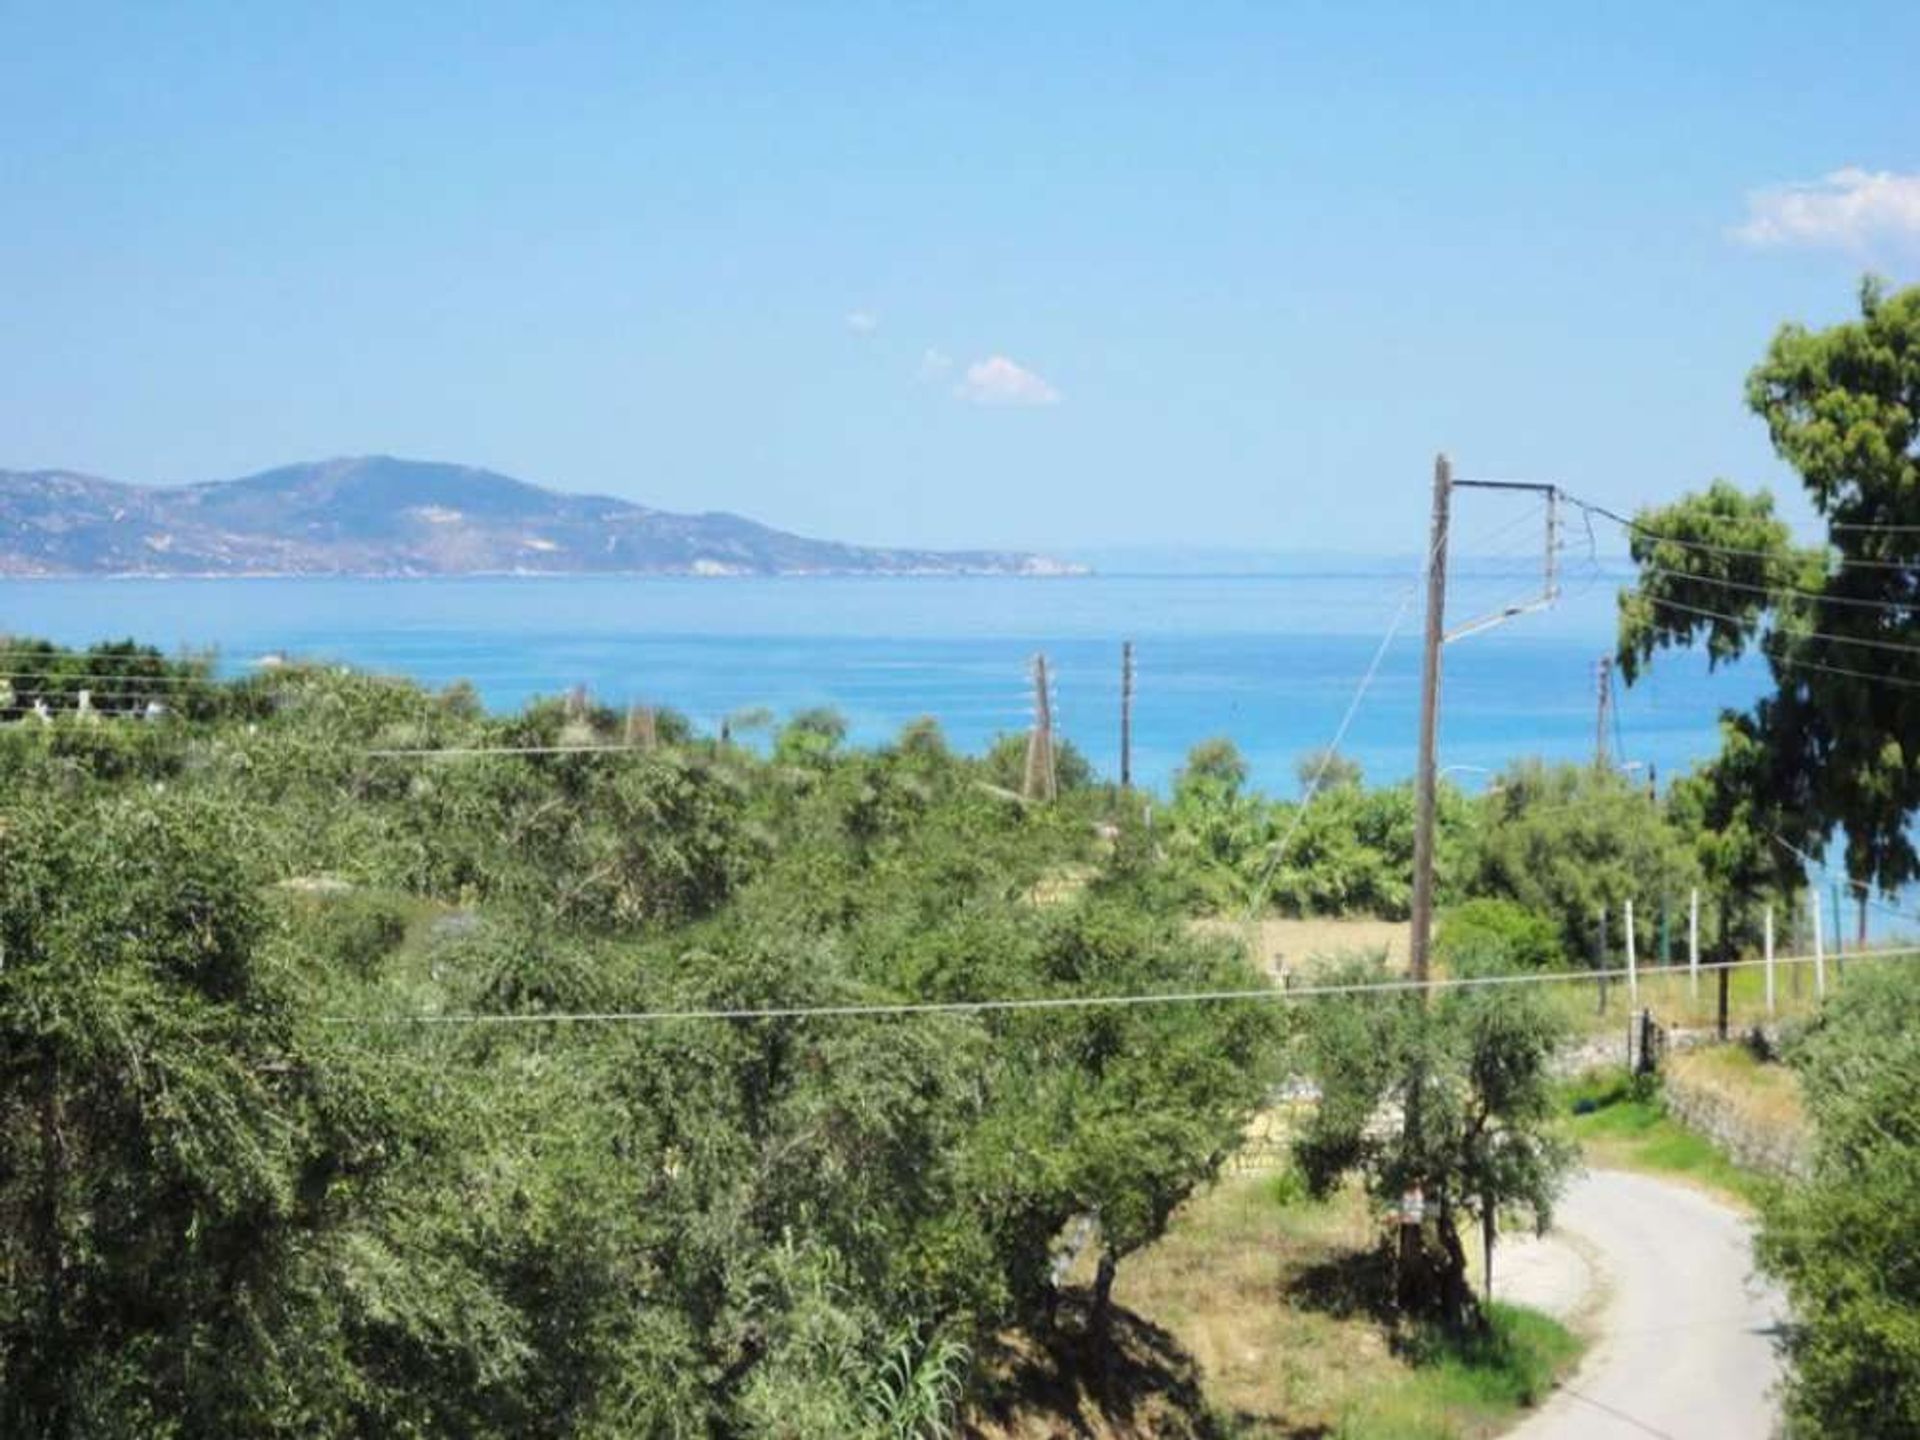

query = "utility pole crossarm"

[1444,597,1555,645]
[1442,482,1560,646]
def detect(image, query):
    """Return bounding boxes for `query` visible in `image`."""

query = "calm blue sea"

[0,569,1764,796]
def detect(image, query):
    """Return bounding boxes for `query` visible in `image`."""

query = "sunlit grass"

[1666,1044,1806,1135]
[1335,1303,1583,1440]
[1098,1174,1582,1439]
[1559,1069,1766,1208]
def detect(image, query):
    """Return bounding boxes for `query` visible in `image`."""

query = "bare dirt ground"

[1193,916,1409,981]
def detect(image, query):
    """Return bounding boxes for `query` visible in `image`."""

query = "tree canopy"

[1759,965,1920,1437]
[1618,279,1920,902]
[0,653,1279,1437]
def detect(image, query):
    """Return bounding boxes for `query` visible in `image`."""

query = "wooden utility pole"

[1594,656,1613,770]
[1408,455,1451,989]
[1399,454,1449,1311]
[1119,641,1135,791]
[1399,461,1557,1318]
[1023,654,1057,803]
[1716,897,1732,1041]
[625,704,658,750]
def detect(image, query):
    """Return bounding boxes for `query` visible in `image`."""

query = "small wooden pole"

[1716,896,1731,1042]
[1625,898,1638,1010]
[1482,1205,1495,1306]
[1596,905,1609,1016]
[1023,655,1057,803]
[1687,887,1700,1001]
[1812,888,1827,998]
[1595,656,1612,768]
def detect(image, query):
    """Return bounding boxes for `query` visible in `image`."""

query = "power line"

[0,646,218,664]
[0,690,193,707]
[1241,577,1420,920]
[1574,496,1919,574]
[1767,831,1920,929]
[0,670,220,687]
[1234,479,1541,919]
[1629,595,1920,691]
[318,943,1920,1028]
[1641,566,1920,616]
[1762,648,1920,693]
[1451,498,1548,558]
[1631,591,1920,664]
[362,743,657,758]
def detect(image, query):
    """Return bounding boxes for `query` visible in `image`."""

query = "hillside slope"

[0,457,1078,577]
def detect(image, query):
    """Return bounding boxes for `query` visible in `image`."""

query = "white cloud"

[1733,168,1920,249]
[954,355,1061,407]
[844,310,880,334]
[916,348,952,381]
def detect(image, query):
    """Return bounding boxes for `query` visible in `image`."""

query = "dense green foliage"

[1294,746,1364,799]
[0,637,1843,1432]
[0,650,1281,1437]
[1157,740,1712,964]
[1435,898,1565,975]
[1618,279,1920,906]
[1759,966,1920,1438]
[1464,761,1701,961]
[1291,954,1573,1329]
[1156,740,1474,919]
[1610,284,1920,1426]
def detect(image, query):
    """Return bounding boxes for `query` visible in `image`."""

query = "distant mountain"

[0,457,1081,578]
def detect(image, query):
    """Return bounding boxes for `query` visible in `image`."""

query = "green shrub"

[1436,898,1564,976]
[1759,966,1920,1437]
[311,892,411,976]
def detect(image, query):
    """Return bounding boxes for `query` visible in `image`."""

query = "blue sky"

[3,2,1917,554]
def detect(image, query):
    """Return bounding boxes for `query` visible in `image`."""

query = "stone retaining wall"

[1661,1063,1810,1180]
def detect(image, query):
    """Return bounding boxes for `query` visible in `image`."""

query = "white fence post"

[1764,905,1776,1017]
[1812,888,1827,999]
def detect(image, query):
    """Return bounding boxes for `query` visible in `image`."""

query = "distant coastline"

[0,563,1091,582]
[0,455,1081,580]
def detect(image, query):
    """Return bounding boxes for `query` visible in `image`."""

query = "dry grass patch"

[1029,863,1101,907]
[971,1174,1580,1438]
[1193,917,1409,982]
[1667,1044,1807,1137]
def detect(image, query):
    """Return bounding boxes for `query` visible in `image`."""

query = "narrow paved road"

[1507,1169,1785,1440]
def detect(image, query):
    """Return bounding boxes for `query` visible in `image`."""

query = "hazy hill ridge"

[0,456,1080,578]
